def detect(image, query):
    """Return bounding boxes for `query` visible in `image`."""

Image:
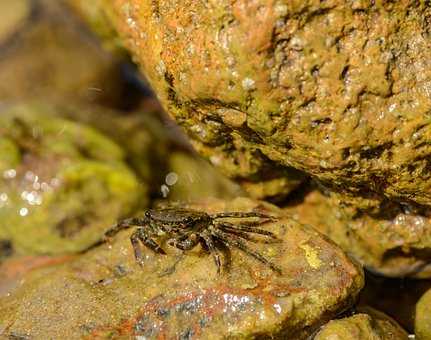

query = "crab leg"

[135,227,166,255]
[104,217,149,238]
[216,221,280,240]
[168,234,199,250]
[210,211,275,219]
[213,230,282,274]
[218,225,280,244]
[130,231,145,265]
[201,231,222,274]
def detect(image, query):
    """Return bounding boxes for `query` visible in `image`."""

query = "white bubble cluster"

[1,167,61,216]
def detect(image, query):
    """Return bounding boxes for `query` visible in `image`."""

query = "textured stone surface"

[81,0,431,205]
[416,288,431,340]
[284,188,431,278]
[315,308,408,340]
[0,198,363,339]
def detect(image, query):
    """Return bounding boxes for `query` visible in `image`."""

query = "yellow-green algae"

[0,103,144,255]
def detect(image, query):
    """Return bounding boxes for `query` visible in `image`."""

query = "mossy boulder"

[82,0,431,205]
[0,103,144,255]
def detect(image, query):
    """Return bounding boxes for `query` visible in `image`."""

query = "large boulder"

[71,0,431,205]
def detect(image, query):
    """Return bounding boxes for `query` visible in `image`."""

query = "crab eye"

[145,211,151,218]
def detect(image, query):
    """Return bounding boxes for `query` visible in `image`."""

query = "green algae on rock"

[284,188,431,278]
[96,0,431,206]
[0,103,144,255]
[416,288,431,340]
[315,308,409,340]
[0,198,364,339]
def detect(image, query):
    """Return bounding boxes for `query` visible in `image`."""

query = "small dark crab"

[104,208,282,274]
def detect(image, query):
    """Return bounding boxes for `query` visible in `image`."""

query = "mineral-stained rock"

[284,188,431,278]
[0,198,363,339]
[0,103,143,255]
[315,307,408,340]
[416,288,431,340]
[89,0,431,205]
[0,0,125,106]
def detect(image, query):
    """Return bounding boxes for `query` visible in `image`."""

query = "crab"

[104,208,282,274]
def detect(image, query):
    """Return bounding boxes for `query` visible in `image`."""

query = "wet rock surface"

[0,198,363,339]
[315,307,408,340]
[416,288,431,340]
[284,188,431,278]
[90,0,431,205]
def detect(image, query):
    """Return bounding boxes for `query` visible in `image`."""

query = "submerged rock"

[0,103,144,255]
[81,0,431,206]
[0,198,363,339]
[285,189,431,278]
[416,288,431,340]
[315,307,408,340]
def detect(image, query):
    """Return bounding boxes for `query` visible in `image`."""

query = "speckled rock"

[416,288,431,340]
[86,0,431,205]
[315,307,408,340]
[0,198,363,339]
[284,188,431,278]
[0,0,125,106]
[0,103,144,255]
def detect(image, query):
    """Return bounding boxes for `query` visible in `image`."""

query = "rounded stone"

[416,288,431,340]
